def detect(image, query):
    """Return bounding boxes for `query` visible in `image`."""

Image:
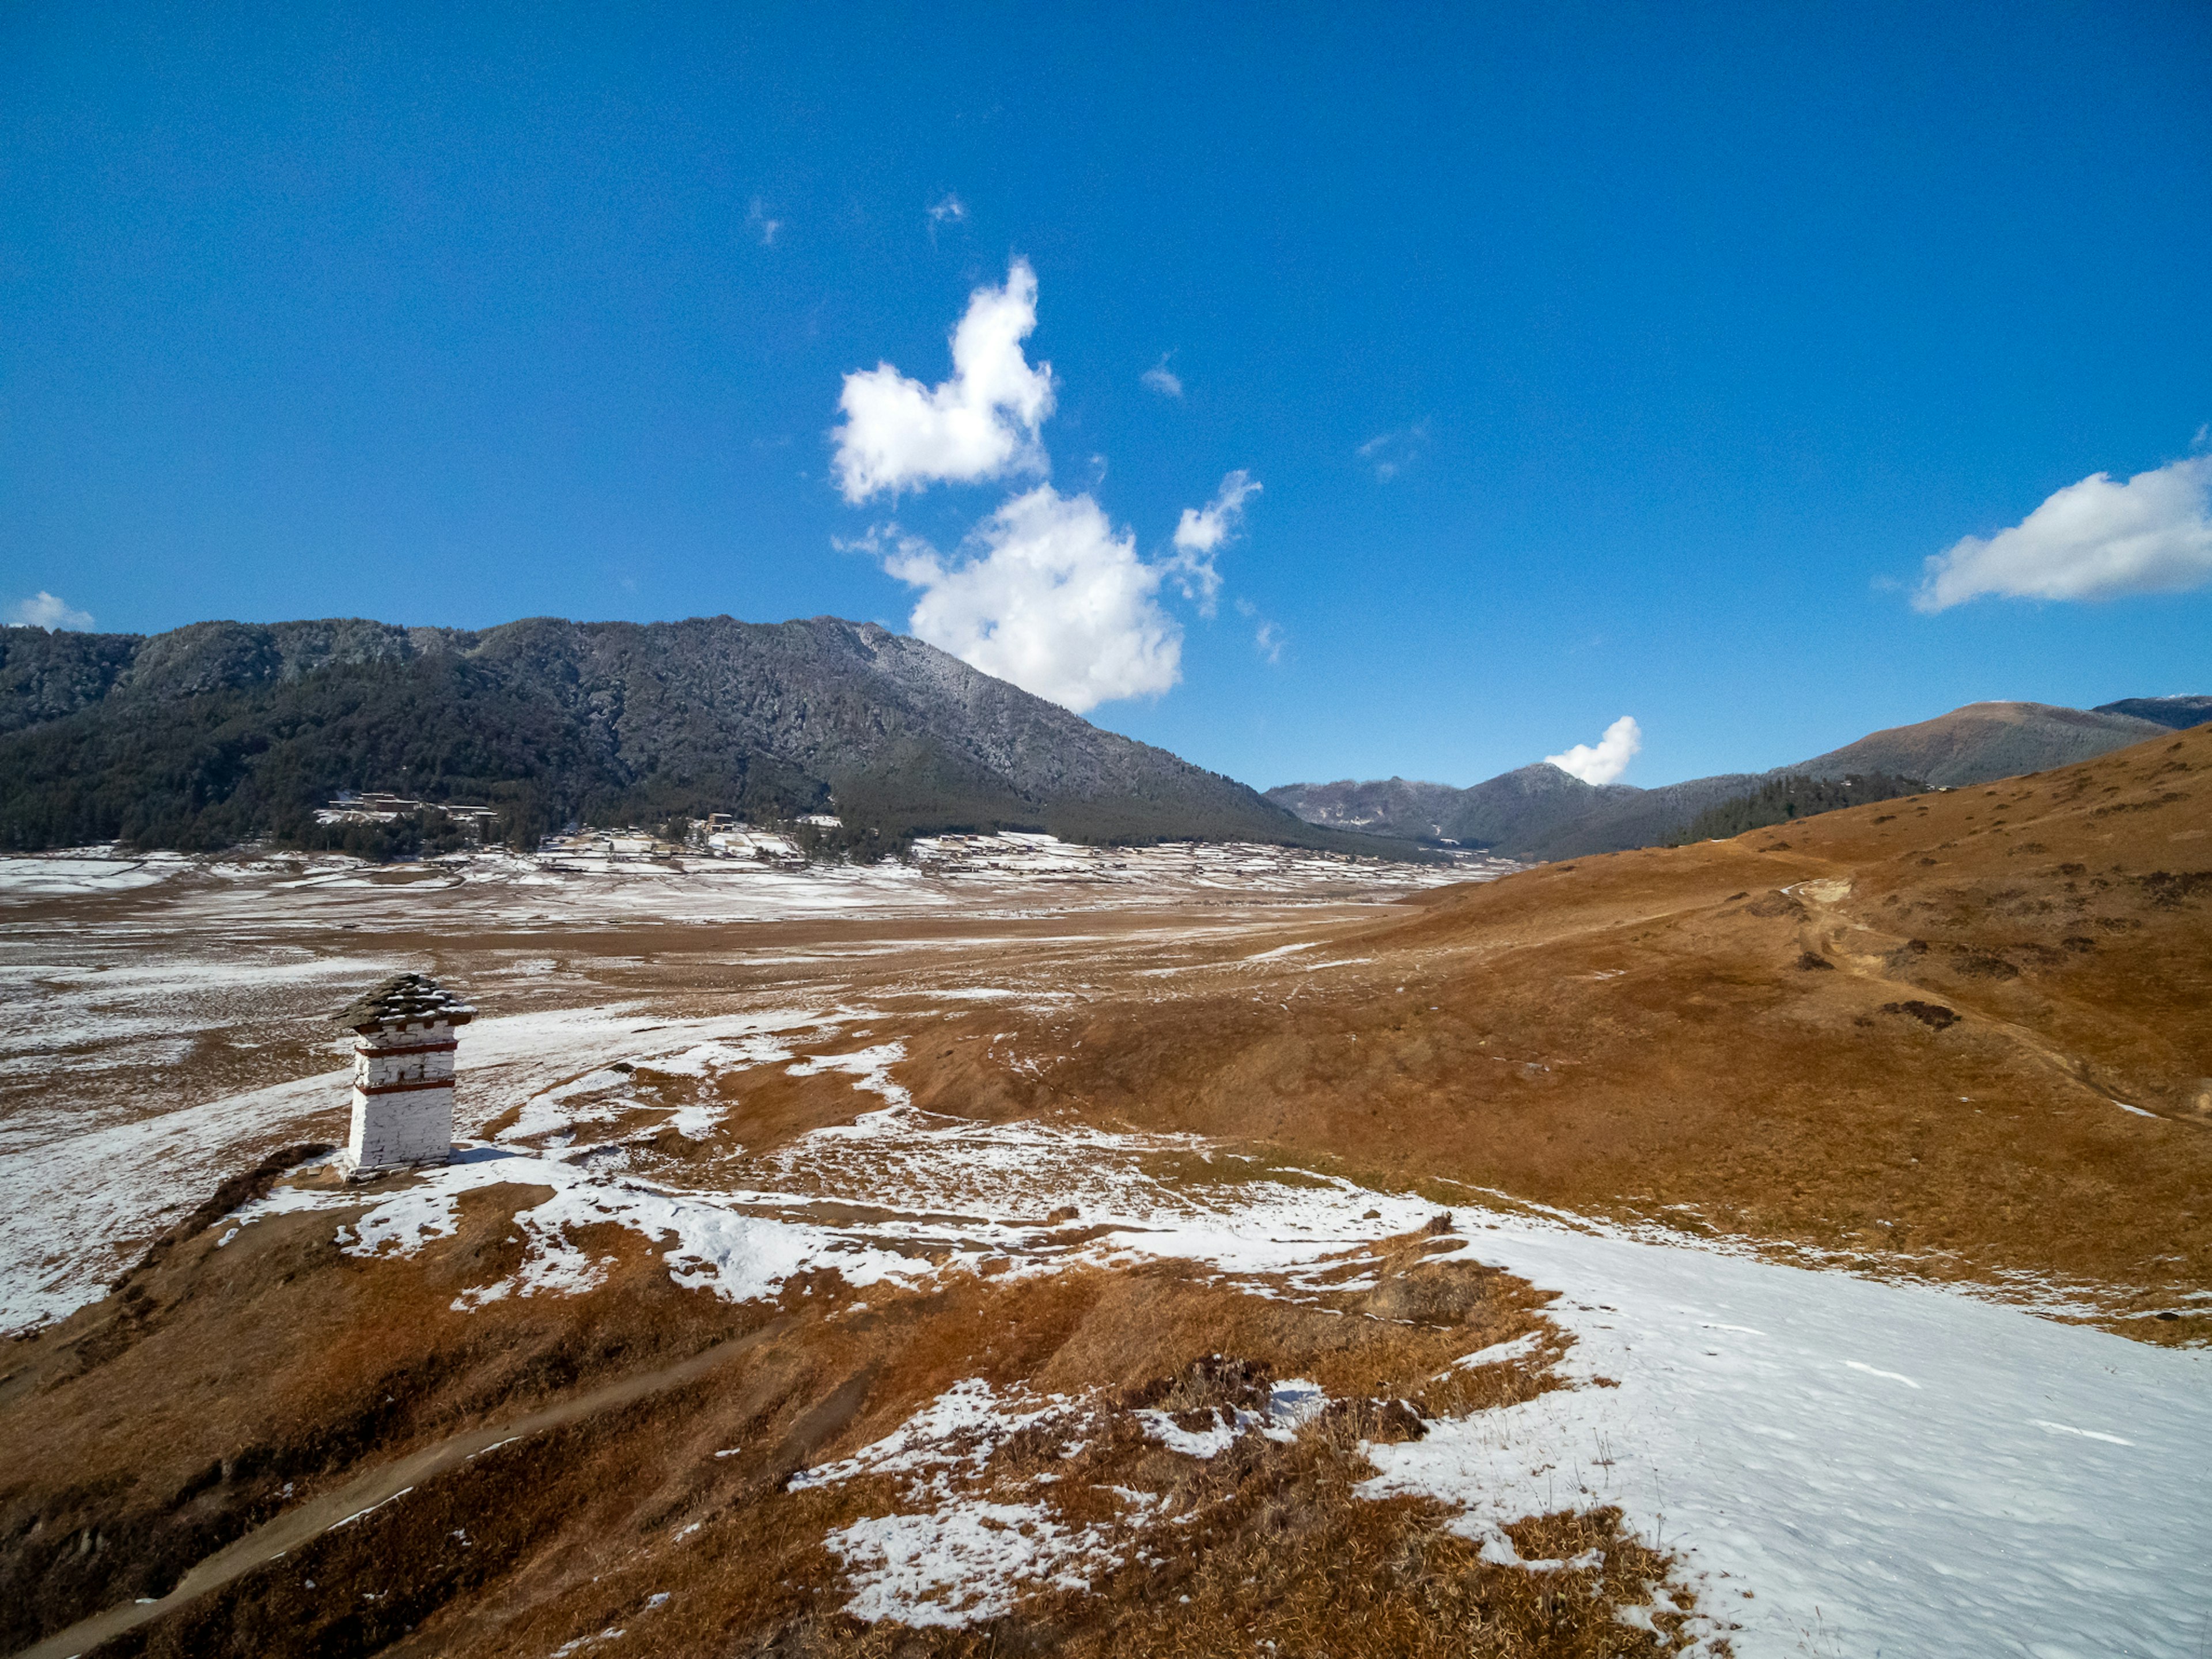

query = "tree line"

[1666,772,1927,845]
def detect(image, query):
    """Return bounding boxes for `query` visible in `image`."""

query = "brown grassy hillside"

[916,721,2212,1322]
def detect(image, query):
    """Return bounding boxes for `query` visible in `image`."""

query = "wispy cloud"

[1234,598,1285,662]
[927,193,968,226]
[1546,715,1642,785]
[1166,470,1260,616]
[876,487,1182,713]
[5,590,94,631]
[832,260,1056,502]
[1357,422,1430,481]
[1913,452,2212,611]
[747,197,782,247]
[1141,353,1184,399]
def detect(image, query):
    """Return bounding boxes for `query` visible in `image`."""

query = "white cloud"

[832,260,1056,503]
[1172,471,1260,555]
[1141,355,1183,399]
[837,267,1263,712]
[1914,453,2212,612]
[747,197,782,247]
[6,591,94,631]
[1163,470,1260,617]
[1546,715,1642,786]
[927,194,967,226]
[879,485,1181,713]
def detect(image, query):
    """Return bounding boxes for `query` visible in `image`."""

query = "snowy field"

[0,834,1493,926]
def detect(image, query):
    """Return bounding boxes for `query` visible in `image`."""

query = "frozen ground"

[1372,1217,2212,1657]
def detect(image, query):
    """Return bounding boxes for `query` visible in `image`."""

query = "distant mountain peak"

[1266,694,2203,860]
[2092,695,2212,731]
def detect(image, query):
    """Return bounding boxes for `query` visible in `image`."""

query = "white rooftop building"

[334,972,475,1180]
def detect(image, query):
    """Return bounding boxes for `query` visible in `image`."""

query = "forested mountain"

[2088,695,2212,731]
[0,616,1392,857]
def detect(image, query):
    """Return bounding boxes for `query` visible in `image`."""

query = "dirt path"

[1789,884,2207,1131]
[9,1318,792,1659]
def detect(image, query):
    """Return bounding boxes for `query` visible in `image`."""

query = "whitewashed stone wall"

[341,1016,460,1176]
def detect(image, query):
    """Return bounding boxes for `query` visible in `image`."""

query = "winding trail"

[1789,871,2209,1130]
[10,1318,792,1659]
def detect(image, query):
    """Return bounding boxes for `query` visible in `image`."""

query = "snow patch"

[824,1503,1123,1628]
[790,1379,1079,1494]
[1358,1216,2212,1657]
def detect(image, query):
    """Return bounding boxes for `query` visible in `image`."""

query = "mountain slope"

[0,616,1388,855]
[1266,765,1758,861]
[2092,694,2212,731]
[991,717,2212,1286]
[1268,698,2201,860]
[1787,700,2169,787]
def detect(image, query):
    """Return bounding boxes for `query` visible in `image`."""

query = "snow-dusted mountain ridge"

[0,616,1381,855]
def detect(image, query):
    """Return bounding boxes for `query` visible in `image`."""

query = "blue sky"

[3,2,2208,790]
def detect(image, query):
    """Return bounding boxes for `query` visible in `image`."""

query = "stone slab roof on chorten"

[335,972,477,1032]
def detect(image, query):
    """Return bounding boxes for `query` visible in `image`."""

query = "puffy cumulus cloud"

[1546,715,1642,786]
[1164,470,1260,616]
[833,260,1056,503]
[881,485,1182,713]
[1141,354,1183,398]
[1914,454,2212,612]
[6,591,94,631]
[836,268,1263,712]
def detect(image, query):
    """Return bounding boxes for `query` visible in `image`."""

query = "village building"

[334,972,475,1179]
[316,792,501,836]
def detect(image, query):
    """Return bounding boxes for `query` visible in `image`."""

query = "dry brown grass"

[907,724,2212,1334]
[2,1192,1722,1657]
[393,1252,1709,1658]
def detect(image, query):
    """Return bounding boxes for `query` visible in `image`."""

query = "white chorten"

[335,972,476,1179]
